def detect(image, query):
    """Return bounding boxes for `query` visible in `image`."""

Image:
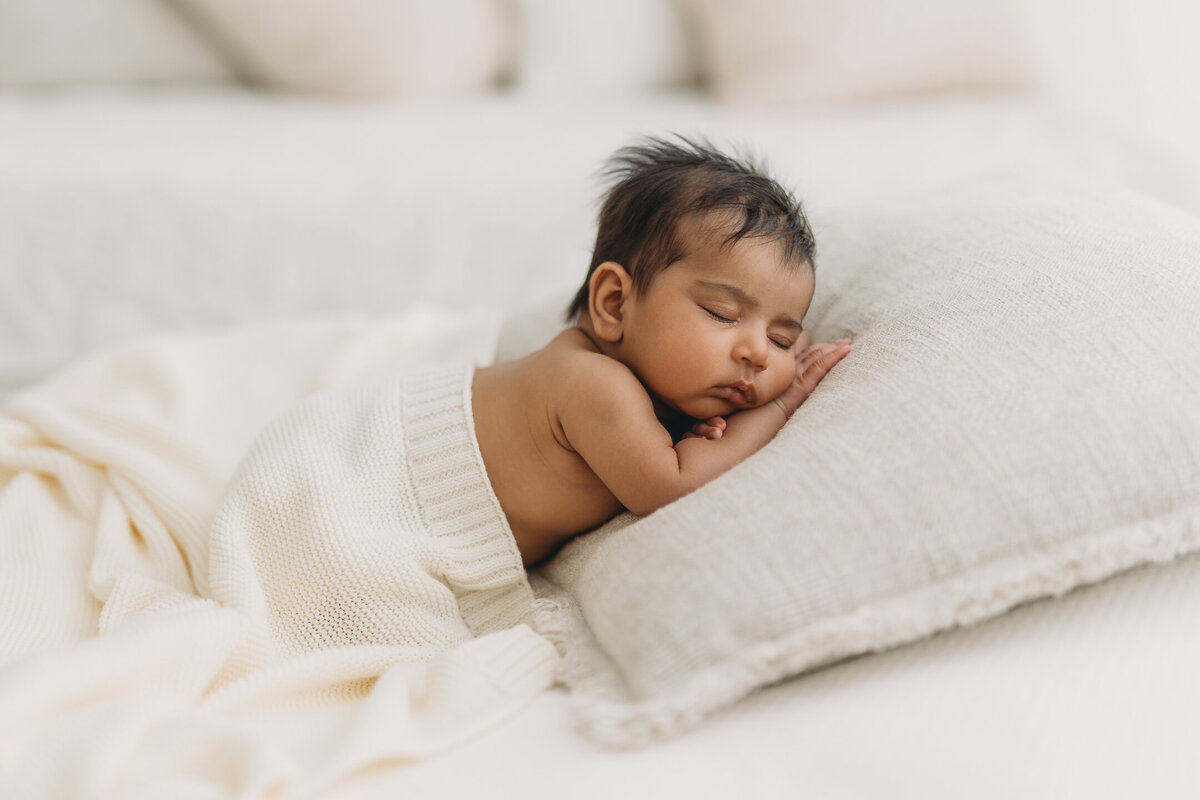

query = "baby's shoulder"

[542,330,639,391]
[538,334,652,426]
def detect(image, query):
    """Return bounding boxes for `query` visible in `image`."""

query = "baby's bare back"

[472,330,622,565]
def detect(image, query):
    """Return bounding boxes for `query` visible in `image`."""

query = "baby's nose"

[734,334,769,369]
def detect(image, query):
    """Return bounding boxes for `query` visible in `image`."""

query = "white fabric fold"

[0,311,558,799]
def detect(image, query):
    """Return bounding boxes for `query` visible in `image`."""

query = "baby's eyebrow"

[696,280,804,331]
[697,280,755,307]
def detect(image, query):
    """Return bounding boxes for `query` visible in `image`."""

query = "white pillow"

[531,174,1200,745]
[687,0,1038,104]
[0,0,230,86]
[173,0,510,98]
[510,0,696,96]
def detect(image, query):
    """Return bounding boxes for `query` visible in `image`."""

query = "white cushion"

[687,0,1037,104]
[532,174,1200,745]
[0,0,230,86]
[511,0,696,96]
[174,0,510,98]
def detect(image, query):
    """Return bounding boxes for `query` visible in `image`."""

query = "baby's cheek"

[766,359,798,400]
[763,376,792,407]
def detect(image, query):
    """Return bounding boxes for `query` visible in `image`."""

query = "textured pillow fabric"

[531,174,1200,746]
[0,0,230,86]
[173,0,510,98]
[687,0,1037,104]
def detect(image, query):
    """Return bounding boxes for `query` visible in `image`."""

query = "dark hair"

[565,135,815,321]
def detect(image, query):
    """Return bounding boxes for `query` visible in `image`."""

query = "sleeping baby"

[474,137,852,565]
[209,136,849,660]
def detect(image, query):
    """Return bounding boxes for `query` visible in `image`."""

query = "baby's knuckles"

[766,342,845,417]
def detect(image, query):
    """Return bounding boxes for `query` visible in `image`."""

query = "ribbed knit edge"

[400,364,535,638]
[531,504,1200,748]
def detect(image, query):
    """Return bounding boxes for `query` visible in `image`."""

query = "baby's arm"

[674,338,850,471]
[559,341,849,516]
[685,338,850,440]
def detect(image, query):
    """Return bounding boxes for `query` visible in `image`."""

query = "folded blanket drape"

[208,361,535,666]
[0,312,558,800]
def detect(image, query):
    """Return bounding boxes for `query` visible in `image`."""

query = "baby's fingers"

[797,338,852,368]
[796,340,852,391]
[689,416,726,440]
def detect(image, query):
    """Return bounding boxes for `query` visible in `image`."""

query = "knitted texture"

[210,363,533,663]
[0,316,557,798]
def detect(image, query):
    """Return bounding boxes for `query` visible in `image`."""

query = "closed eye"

[703,307,736,323]
[770,337,794,351]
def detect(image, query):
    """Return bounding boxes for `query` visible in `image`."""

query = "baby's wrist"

[771,396,793,421]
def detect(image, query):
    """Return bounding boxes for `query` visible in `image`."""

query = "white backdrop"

[1022,0,1200,166]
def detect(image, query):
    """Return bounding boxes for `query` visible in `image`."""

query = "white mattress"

[3,88,1197,395]
[341,552,1200,799]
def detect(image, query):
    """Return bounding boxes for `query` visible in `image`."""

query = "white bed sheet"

[338,552,1200,799]
[3,88,1197,396]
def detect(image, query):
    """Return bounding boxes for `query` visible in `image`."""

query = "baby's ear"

[588,262,632,343]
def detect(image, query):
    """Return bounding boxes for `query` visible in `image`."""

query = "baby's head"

[568,137,819,421]
[566,136,815,322]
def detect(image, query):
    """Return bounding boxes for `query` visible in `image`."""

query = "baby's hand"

[773,338,853,419]
[682,416,727,440]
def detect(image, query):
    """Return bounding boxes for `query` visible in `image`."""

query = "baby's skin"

[473,216,850,565]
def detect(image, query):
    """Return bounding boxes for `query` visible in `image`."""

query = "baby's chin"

[674,397,752,420]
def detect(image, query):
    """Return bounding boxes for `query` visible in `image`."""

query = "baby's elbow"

[620,479,697,518]
[624,500,664,518]
[617,448,707,516]
[623,496,666,518]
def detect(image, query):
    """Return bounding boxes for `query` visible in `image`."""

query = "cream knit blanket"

[0,312,558,799]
